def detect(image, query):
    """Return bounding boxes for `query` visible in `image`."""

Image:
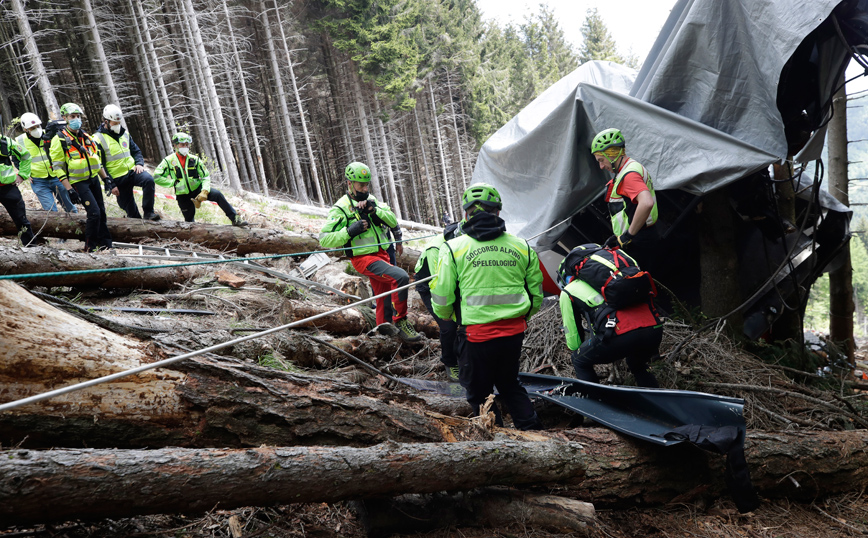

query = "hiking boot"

[143,211,161,221]
[394,318,422,342]
[232,216,248,227]
[446,365,460,382]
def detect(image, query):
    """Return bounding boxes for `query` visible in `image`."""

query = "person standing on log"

[0,133,42,246]
[50,102,116,252]
[432,183,543,430]
[591,128,659,271]
[319,161,421,343]
[557,243,662,387]
[16,113,78,214]
[152,133,246,227]
[414,220,463,381]
[94,104,160,221]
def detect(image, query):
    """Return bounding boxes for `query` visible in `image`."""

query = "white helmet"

[20,112,41,130]
[103,104,123,122]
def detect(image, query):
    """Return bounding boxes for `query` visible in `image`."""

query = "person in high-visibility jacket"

[432,183,543,430]
[0,134,41,246]
[591,128,659,269]
[414,220,463,380]
[16,112,77,214]
[94,104,159,221]
[153,132,246,227]
[319,161,421,342]
[557,243,662,388]
[50,102,117,252]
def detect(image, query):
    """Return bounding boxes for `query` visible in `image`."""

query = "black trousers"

[419,289,458,367]
[177,185,237,223]
[115,169,155,218]
[458,332,542,431]
[0,183,36,245]
[73,176,113,251]
[571,325,662,387]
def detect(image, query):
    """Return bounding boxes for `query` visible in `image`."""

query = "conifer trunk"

[10,0,59,117]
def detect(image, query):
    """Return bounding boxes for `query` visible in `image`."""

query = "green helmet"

[172,132,193,145]
[590,128,625,154]
[60,103,83,116]
[462,182,502,211]
[345,162,371,183]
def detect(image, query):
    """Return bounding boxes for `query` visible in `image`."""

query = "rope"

[0,275,436,412]
[0,233,439,282]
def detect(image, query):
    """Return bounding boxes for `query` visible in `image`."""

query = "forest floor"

[4,186,868,538]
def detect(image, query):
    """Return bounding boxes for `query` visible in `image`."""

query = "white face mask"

[110,123,121,134]
[177,147,189,156]
[29,127,43,139]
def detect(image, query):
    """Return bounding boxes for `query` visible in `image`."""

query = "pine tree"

[578,8,623,65]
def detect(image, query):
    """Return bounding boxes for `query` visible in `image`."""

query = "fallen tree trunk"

[0,280,451,448]
[561,428,868,506]
[0,210,321,256]
[280,299,440,338]
[352,489,596,537]
[0,245,203,289]
[0,440,587,526]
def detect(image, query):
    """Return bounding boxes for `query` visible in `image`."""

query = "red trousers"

[352,250,410,325]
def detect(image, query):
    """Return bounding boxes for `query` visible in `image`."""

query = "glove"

[67,188,82,206]
[347,220,367,238]
[103,177,116,195]
[363,199,377,213]
[604,231,634,249]
[195,190,209,203]
[193,198,202,209]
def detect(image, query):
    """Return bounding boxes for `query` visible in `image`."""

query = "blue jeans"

[31,177,78,212]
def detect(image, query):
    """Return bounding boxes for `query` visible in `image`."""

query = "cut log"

[0,281,451,448]
[0,210,321,256]
[560,428,868,506]
[0,440,588,526]
[352,488,596,537]
[0,245,202,289]
[280,299,440,338]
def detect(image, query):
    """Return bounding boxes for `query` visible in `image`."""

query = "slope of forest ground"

[3,186,868,538]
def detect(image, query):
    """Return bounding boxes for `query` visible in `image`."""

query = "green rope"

[0,233,440,281]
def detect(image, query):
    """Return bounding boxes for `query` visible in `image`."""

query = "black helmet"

[557,243,602,288]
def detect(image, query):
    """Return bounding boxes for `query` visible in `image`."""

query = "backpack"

[41,120,68,160]
[563,246,657,310]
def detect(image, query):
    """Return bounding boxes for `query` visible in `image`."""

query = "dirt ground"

[5,187,868,538]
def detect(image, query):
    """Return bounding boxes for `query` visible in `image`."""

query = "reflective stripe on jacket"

[318,194,397,257]
[153,152,211,195]
[16,134,50,179]
[606,158,658,236]
[559,279,604,350]
[93,131,135,178]
[431,232,543,326]
[49,130,101,184]
[0,136,30,185]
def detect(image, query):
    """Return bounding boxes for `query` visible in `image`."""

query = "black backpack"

[562,245,656,309]
[40,120,68,159]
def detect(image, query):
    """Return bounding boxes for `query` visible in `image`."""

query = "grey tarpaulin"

[472,0,844,250]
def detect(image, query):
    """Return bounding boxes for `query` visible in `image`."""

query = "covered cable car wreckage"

[473,0,868,340]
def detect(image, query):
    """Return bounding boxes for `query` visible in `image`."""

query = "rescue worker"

[16,113,78,213]
[94,104,160,221]
[319,161,421,342]
[414,220,462,380]
[558,243,663,387]
[432,183,543,430]
[50,102,116,252]
[0,133,41,246]
[152,133,247,226]
[591,128,659,265]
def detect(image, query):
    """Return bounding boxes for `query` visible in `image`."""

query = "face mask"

[29,127,43,139]
[351,189,368,202]
[177,147,189,156]
[68,119,82,131]
[110,123,121,134]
